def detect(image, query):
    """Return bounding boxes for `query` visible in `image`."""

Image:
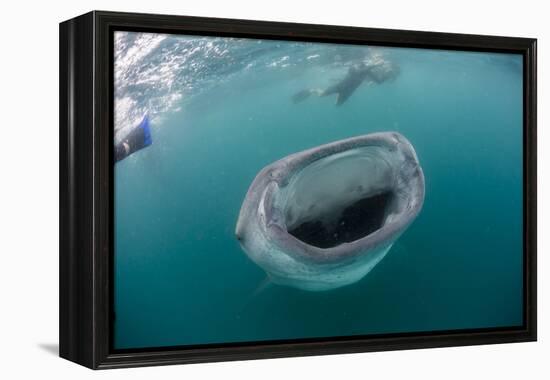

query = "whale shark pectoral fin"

[251,275,272,298]
[237,276,273,313]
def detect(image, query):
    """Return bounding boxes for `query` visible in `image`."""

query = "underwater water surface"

[114,32,523,349]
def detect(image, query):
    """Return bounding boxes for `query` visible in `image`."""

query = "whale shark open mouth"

[287,190,395,249]
[274,144,413,251]
[236,132,424,290]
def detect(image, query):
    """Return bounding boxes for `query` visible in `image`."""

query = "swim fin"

[291,89,314,104]
[115,114,153,163]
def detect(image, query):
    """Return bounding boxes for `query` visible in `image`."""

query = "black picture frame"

[59,10,537,369]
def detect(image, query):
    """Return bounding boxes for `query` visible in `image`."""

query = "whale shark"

[292,55,400,106]
[235,132,424,291]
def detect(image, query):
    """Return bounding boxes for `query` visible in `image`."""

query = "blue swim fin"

[115,114,153,163]
[139,114,153,148]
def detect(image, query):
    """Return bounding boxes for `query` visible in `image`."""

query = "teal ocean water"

[114,32,523,349]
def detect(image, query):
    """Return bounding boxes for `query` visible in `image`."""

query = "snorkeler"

[114,114,153,163]
[292,54,400,106]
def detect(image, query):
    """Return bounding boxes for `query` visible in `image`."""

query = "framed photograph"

[59,11,537,369]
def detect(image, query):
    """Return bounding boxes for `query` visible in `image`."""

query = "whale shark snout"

[236,132,425,291]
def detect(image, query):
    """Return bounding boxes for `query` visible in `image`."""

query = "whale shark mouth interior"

[288,191,395,248]
[280,146,405,249]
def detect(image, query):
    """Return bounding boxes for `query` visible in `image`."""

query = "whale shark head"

[236,132,424,291]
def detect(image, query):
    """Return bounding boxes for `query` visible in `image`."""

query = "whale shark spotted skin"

[236,132,425,291]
